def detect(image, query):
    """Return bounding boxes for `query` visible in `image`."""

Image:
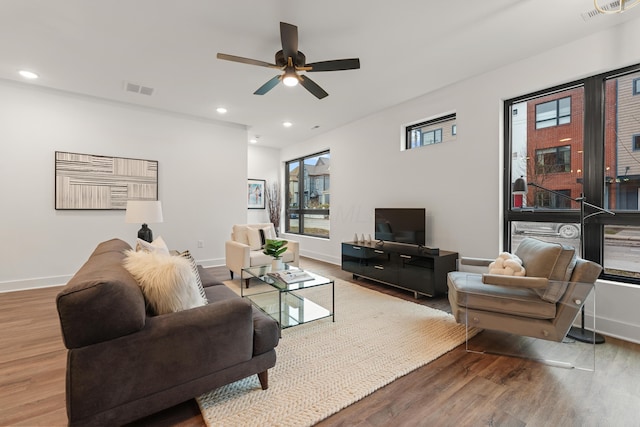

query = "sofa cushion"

[515,238,577,303]
[123,250,207,315]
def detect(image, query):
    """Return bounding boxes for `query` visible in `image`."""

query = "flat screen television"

[374,208,426,246]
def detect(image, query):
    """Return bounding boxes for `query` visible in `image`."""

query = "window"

[422,128,442,145]
[535,189,572,208]
[535,146,571,174]
[452,124,457,135]
[405,113,456,149]
[504,64,640,284]
[285,151,330,238]
[506,64,640,284]
[535,96,571,129]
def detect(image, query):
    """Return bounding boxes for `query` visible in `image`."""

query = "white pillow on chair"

[247,226,276,250]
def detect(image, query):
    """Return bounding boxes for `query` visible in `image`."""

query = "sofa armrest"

[283,239,299,266]
[482,274,549,289]
[225,240,251,275]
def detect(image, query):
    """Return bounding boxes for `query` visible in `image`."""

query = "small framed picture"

[248,179,266,209]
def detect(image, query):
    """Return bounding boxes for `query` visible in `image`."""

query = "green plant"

[263,239,288,259]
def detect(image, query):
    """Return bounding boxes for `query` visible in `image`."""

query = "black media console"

[341,241,458,298]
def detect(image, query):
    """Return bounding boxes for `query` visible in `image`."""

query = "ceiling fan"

[217,22,360,99]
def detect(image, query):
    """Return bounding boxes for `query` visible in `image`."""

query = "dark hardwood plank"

[1,257,639,426]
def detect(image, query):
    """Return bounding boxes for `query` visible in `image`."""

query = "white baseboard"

[583,313,640,345]
[299,250,340,266]
[0,275,69,293]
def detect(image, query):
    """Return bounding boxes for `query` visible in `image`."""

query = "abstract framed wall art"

[55,151,158,210]
[248,179,265,209]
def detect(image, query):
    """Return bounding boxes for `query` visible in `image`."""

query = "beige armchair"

[225,223,299,287]
[447,237,602,343]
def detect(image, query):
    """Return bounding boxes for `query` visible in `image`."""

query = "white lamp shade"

[125,200,163,224]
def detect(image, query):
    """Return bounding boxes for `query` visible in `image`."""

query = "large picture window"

[506,64,640,284]
[285,151,330,238]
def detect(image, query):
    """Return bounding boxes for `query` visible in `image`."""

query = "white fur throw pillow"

[123,249,207,315]
[488,252,526,276]
[135,236,170,255]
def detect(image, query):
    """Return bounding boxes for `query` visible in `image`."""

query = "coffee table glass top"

[241,264,334,329]
[242,264,332,291]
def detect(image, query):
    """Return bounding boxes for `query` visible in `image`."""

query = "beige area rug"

[197,279,470,427]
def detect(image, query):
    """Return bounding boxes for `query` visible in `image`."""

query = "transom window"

[405,113,456,149]
[535,96,571,129]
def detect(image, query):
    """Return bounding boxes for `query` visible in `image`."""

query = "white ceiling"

[1,0,638,147]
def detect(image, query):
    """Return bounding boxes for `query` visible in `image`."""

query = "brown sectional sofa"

[56,238,280,426]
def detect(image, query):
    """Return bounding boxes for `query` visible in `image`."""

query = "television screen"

[374,208,426,246]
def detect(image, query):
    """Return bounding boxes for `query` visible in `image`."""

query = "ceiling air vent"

[581,0,620,20]
[124,81,154,96]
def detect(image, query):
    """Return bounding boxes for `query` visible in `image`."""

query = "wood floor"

[1,258,639,426]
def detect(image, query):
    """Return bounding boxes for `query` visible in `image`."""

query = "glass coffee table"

[241,264,335,329]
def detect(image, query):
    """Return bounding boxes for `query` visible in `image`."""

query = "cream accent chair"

[225,223,300,287]
[447,237,602,342]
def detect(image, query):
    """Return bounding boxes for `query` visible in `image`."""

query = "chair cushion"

[515,238,577,303]
[448,272,557,319]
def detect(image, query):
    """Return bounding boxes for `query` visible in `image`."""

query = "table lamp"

[125,200,163,242]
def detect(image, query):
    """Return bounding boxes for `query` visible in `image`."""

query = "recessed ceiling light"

[216,107,227,114]
[283,121,293,128]
[19,70,39,79]
[249,138,257,144]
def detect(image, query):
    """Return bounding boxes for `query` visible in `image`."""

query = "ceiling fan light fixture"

[283,71,298,87]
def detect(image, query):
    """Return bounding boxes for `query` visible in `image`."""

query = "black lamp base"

[138,224,153,243]
[566,326,606,344]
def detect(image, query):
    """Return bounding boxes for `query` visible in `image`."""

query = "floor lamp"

[513,178,614,344]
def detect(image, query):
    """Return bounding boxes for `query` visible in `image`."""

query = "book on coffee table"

[267,270,314,284]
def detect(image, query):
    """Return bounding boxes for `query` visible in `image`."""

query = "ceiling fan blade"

[217,53,278,68]
[254,75,282,95]
[280,22,299,64]
[299,75,328,99]
[306,58,361,72]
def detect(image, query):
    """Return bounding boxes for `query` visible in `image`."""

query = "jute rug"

[196,279,469,427]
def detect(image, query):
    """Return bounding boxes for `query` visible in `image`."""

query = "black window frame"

[504,63,640,285]
[285,150,330,239]
[633,134,640,151]
[405,113,456,150]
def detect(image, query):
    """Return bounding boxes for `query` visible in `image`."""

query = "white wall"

[247,145,281,224]
[0,81,248,292]
[280,18,640,343]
